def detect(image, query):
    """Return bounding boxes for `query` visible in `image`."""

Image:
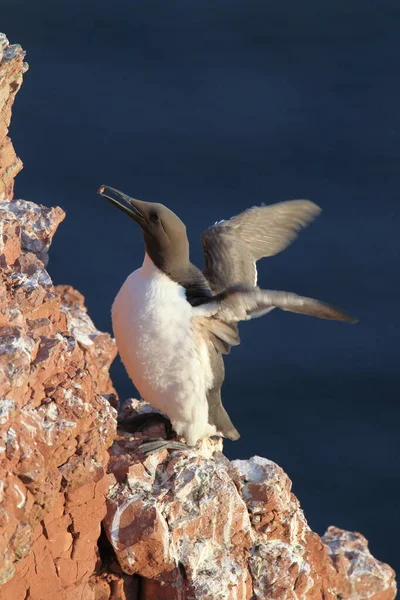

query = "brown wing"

[195,284,358,324]
[201,200,321,293]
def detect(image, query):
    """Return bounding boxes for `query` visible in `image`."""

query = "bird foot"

[138,439,192,456]
[138,436,224,457]
[118,411,174,438]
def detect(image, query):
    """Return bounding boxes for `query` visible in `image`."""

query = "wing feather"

[201,200,321,292]
[194,284,358,325]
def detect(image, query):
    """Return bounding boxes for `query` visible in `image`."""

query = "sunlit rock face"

[0,34,118,600]
[0,34,27,201]
[0,196,118,600]
[101,399,397,600]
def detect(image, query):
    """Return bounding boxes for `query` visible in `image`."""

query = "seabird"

[99,185,357,452]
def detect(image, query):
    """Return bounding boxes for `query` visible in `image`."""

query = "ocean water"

[4,0,399,575]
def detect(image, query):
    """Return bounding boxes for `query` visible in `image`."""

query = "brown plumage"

[202,200,321,292]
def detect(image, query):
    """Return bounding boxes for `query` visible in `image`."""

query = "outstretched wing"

[201,200,321,293]
[194,284,358,325]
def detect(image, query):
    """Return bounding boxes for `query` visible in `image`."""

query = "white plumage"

[112,253,217,446]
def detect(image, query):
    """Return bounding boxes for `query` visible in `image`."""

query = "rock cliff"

[0,34,397,600]
[0,34,26,200]
[0,35,117,600]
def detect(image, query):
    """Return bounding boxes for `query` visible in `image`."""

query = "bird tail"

[214,402,240,441]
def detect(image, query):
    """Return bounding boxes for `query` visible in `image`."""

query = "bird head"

[98,185,189,275]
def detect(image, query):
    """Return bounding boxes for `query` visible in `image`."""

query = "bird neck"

[142,239,190,283]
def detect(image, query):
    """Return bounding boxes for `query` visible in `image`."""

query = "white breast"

[111,254,216,446]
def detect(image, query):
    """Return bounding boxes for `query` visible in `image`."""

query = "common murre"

[99,185,357,453]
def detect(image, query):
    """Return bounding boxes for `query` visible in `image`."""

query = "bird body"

[99,185,357,449]
[112,253,218,445]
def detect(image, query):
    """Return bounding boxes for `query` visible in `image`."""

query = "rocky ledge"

[94,399,396,600]
[0,34,397,600]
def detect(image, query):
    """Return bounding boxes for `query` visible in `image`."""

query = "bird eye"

[149,212,160,223]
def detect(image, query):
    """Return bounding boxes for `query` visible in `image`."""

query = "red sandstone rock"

[102,401,397,600]
[322,527,397,600]
[0,34,27,201]
[0,196,117,599]
[0,40,118,595]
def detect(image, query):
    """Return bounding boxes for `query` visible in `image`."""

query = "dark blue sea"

[4,0,399,575]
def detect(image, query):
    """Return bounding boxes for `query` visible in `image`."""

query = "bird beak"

[98,185,146,224]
